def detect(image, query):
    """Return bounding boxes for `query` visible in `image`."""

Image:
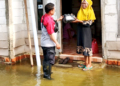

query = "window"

[118,0,120,37]
[37,0,43,30]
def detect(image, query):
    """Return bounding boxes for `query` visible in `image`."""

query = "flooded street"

[0,59,120,86]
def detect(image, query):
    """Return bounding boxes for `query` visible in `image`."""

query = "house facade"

[0,0,120,65]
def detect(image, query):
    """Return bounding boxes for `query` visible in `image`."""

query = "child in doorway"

[63,23,76,39]
[41,3,63,79]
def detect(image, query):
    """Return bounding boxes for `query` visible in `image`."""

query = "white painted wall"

[11,0,42,57]
[104,0,118,41]
[12,0,27,56]
[0,0,119,60]
[0,0,9,56]
[103,0,120,59]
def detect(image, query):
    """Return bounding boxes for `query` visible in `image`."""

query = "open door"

[60,0,102,62]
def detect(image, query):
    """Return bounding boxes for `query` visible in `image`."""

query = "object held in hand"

[83,20,93,26]
[54,20,59,33]
[63,14,76,23]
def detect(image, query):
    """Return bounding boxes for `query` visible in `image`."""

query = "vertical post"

[117,0,120,37]
[59,0,63,53]
[101,0,106,59]
[29,0,41,67]
[8,0,14,62]
[24,0,34,66]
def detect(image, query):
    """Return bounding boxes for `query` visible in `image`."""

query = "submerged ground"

[0,59,120,86]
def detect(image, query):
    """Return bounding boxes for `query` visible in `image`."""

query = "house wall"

[10,0,62,59]
[12,0,26,57]
[0,0,9,56]
[1,0,119,63]
[12,0,42,55]
[0,0,61,61]
[103,0,120,61]
[10,0,61,59]
[10,0,43,59]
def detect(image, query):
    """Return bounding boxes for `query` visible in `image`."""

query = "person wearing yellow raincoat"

[73,0,96,71]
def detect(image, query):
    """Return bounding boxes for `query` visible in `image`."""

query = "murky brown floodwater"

[0,59,120,86]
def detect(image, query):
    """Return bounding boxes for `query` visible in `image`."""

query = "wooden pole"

[24,0,34,66]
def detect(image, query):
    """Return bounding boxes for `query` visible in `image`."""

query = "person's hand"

[56,42,61,49]
[75,18,79,21]
[58,16,64,21]
[57,16,63,22]
[75,18,83,23]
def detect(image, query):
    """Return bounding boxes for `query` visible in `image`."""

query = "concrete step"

[60,54,103,63]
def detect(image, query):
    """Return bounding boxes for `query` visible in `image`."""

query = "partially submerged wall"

[11,0,43,60]
[0,0,44,63]
[12,0,27,56]
[0,0,61,63]
[103,0,120,65]
[0,0,9,56]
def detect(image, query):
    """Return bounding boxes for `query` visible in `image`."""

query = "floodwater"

[0,59,120,86]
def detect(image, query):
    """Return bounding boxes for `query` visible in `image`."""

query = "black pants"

[42,47,56,65]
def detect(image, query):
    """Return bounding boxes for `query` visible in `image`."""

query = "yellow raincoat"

[77,0,96,21]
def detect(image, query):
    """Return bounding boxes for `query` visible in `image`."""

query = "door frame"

[60,0,106,59]
[60,0,63,54]
[101,0,106,59]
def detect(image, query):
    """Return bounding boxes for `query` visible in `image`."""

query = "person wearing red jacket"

[41,3,63,80]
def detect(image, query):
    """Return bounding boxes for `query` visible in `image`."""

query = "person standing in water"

[73,0,96,70]
[41,3,63,79]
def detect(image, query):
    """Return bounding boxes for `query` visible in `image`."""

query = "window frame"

[37,0,43,31]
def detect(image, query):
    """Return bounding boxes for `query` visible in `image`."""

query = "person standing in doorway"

[77,0,96,70]
[41,3,63,79]
[73,0,96,70]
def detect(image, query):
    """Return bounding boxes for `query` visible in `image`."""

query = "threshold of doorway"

[60,53,103,63]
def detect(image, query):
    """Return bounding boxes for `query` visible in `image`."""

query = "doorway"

[37,0,43,30]
[61,0,102,59]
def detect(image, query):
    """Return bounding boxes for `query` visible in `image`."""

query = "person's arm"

[56,16,63,22]
[49,34,61,49]
[44,17,61,49]
[71,18,83,23]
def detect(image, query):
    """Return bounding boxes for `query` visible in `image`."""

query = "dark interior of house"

[62,0,102,57]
